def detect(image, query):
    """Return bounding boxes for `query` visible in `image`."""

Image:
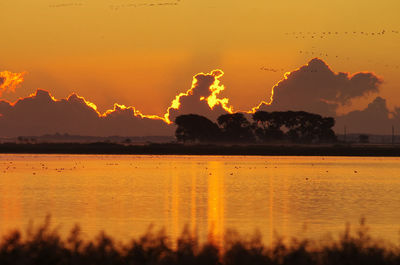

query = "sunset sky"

[1,0,400,135]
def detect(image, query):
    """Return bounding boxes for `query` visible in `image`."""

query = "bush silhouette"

[0,217,398,265]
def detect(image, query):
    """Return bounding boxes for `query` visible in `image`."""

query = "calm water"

[0,154,399,245]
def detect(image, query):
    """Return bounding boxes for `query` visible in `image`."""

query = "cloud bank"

[0,69,236,137]
[0,89,173,137]
[335,97,400,134]
[0,59,397,137]
[255,58,382,117]
[254,58,398,134]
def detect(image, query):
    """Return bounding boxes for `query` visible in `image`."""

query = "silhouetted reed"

[0,217,399,265]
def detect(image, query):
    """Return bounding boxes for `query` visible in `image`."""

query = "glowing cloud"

[164,70,233,124]
[104,103,165,121]
[0,71,25,97]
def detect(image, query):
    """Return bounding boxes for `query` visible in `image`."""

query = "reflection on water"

[0,155,400,244]
[207,161,225,246]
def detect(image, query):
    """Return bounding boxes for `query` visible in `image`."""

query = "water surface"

[0,154,399,244]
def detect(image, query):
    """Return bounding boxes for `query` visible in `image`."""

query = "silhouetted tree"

[253,111,336,143]
[284,111,336,143]
[174,114,220,143]
[317,116,336,142]
[252,111,286,142]
[175,111,336,144]
[217,113,255,142]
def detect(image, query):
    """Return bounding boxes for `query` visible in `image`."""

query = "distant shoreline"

[1,142,400,156]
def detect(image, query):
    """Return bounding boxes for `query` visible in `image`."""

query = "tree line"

[174,111,336,144]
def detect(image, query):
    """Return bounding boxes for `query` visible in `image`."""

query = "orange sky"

[2,0,400,116]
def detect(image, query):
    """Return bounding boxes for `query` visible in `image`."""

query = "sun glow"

[164,69,234,124]
[0,71,25,96]
[203,70,234,113]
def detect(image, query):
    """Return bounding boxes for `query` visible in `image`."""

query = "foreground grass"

[1,218,399,265]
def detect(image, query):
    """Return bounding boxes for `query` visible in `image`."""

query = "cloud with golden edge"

[164,69,233,124]
[0,89,173,137]
[0,71,25,97]
[254,58,382,117]
[0,59,393,136]
[249,71,291,114]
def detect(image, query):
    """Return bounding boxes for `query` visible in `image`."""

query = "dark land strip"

[1,143,400,156]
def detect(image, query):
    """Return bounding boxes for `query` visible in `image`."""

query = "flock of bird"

[259,67,285,73]
[1,161,85,175]
[48,2,83,8]
[285,30,399,39]
[45,2,399,74]
[299,49,399,70]
[260,45,399,73]
[1,160,363,181]
[260,65,320,73]
[109,0,181,10]
[299,50,349,59]
[47,0,181,9]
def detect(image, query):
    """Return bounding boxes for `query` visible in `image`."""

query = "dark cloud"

[165,70,232,123]
[257,58,382,117]
[0,89,174,137]
[335,97,400,134]
[101,104,174,136]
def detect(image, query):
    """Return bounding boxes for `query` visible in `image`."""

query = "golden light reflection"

[165,166,180,246]
[268,173,274,244]
[282,173,289,239]
[0,169,22,234]
[190,171,197,236]
[207,161,225,246]
[172,171,179,241]
[2,156,400,248]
